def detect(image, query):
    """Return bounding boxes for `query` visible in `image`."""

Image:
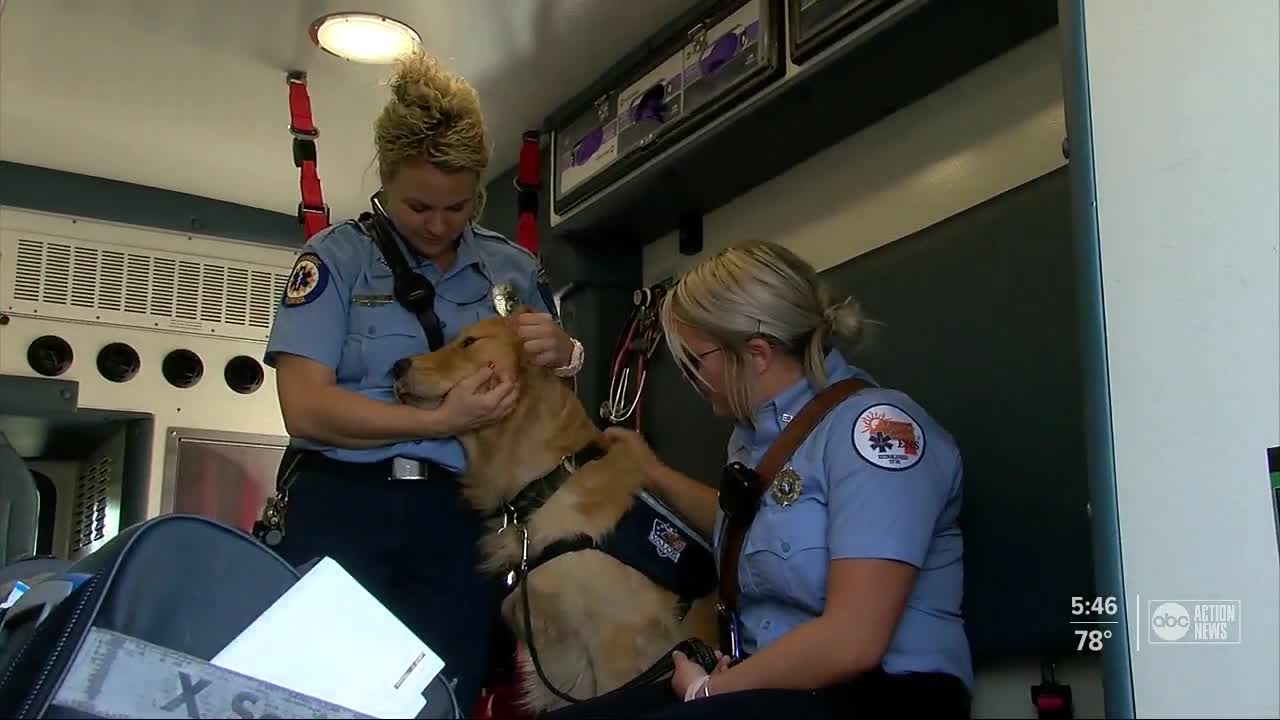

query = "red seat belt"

[514,130,540,255]
[1030,661,1073,719]
[287,71,330,242]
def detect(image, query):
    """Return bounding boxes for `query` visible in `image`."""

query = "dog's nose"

[392,358,411,379]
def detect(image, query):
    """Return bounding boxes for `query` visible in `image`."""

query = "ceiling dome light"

[309,12,422,65]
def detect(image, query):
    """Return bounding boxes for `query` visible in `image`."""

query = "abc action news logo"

[1148,600,1242,644]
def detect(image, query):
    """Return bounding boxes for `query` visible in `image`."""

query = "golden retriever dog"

[393,309,719,713]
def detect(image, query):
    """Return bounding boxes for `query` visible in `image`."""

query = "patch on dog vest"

[503,491,716,608]
[649,519,687,562]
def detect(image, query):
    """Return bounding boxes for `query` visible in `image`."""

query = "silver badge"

[491,283,519,317]
[771,467,803,507]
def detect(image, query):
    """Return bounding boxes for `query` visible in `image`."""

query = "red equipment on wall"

[286,71,330,242]
[601,282,672,431]
[514,130,541,255]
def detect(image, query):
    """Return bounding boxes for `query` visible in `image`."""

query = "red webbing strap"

[517,131,540,187]
[516,213,538,255]
[287,72,330,242]
[514,130,540,255]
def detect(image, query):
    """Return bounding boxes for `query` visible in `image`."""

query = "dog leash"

[500,442,719,705]
[515,553,719,705]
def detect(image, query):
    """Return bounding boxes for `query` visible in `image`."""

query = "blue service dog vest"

[504,490,717,613]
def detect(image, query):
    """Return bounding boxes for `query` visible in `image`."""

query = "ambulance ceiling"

[0,0,700,223]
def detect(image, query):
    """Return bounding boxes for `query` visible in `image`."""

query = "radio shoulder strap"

[717,376,871,612]
[357,214,446,351]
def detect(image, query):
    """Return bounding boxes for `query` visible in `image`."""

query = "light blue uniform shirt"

[264,219,558,472]
[713,349,973,689]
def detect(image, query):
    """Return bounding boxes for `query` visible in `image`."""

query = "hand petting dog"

[516,312,574,369]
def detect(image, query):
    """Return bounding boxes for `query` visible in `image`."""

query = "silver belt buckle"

[390,457,427,480]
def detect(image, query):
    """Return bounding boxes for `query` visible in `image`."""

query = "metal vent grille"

[6,235,291,342]
[70,456,112,555]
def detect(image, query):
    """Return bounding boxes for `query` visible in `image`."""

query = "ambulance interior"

[1,1,1276,718]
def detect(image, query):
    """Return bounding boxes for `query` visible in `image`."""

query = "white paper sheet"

[211,557,443,719]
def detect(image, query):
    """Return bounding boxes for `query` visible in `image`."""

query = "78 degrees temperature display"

[1072,596,1119,651]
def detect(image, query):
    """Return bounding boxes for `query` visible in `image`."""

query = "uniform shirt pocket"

[348,302,426,390]
[435,268,498,329]
[741,497,829,614]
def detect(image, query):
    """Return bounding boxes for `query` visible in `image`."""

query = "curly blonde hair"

[375,51,491,213]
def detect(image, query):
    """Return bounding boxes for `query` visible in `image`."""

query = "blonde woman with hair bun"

[261,51,585,711]
[557,240,972,719]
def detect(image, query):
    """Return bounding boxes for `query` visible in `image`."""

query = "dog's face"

[392,312,525,411]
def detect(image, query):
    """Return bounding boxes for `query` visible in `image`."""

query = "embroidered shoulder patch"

[283,252,329,307]
[852,403,926,471]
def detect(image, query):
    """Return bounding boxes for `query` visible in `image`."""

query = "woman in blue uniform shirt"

[549,240,971,719]
[260,51,584,712]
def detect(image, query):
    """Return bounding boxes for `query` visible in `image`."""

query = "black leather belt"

[294,449,452,482]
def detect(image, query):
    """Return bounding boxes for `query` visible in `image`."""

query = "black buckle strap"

[292,135,317,168]
[517,555,718,707]
[495,441,608,528]
[251,447,305,547]
[297,202,330,225]
[497,438,720,706]
[360,193,445,352]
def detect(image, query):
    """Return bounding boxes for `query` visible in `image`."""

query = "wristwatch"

[553,337,585,377]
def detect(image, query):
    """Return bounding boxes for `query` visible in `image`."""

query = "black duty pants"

[270,452,502,714]
[540,667,971,720]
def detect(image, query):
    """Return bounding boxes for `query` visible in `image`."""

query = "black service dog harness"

[496,439,720,705]
[495,441,717,617]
